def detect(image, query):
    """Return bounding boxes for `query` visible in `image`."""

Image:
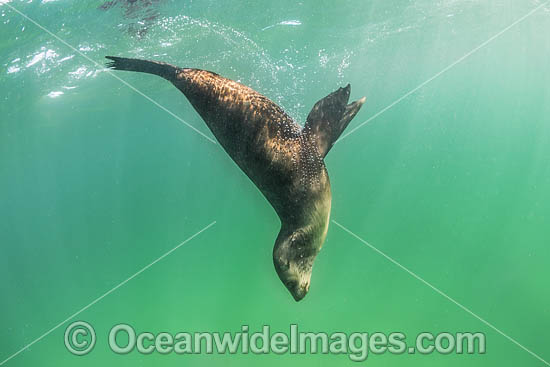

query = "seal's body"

[106,56,365,301]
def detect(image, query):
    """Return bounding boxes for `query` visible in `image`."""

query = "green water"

[1,0,549,366]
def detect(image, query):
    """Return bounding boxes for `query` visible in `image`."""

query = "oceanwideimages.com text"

[64,321,486,361]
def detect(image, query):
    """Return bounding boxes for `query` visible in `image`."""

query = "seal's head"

[273,228,319,301]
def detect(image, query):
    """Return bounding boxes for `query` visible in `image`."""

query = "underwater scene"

[1,0,549,366]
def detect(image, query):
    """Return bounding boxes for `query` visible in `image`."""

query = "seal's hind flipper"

[105,56,178,81]
[304,84,366,157]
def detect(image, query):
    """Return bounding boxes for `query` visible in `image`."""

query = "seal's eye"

[276,258,289,271]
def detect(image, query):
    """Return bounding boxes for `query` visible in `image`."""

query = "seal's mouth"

[286,280,310,302]
[291,288,307,302]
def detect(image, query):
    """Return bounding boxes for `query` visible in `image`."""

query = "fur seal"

[106,56,365,301]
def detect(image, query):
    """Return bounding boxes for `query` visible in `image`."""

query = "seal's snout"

[273,229,317,302]
[290,281,311,302]
[282,277,311,302]
[292,287,307,302]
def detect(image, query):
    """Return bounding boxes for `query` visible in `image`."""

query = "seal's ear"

[304,84,366,158]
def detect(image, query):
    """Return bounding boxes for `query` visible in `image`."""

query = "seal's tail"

[105,56,178,81]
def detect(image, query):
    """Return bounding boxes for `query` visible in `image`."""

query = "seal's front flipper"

[304,84,366,157]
